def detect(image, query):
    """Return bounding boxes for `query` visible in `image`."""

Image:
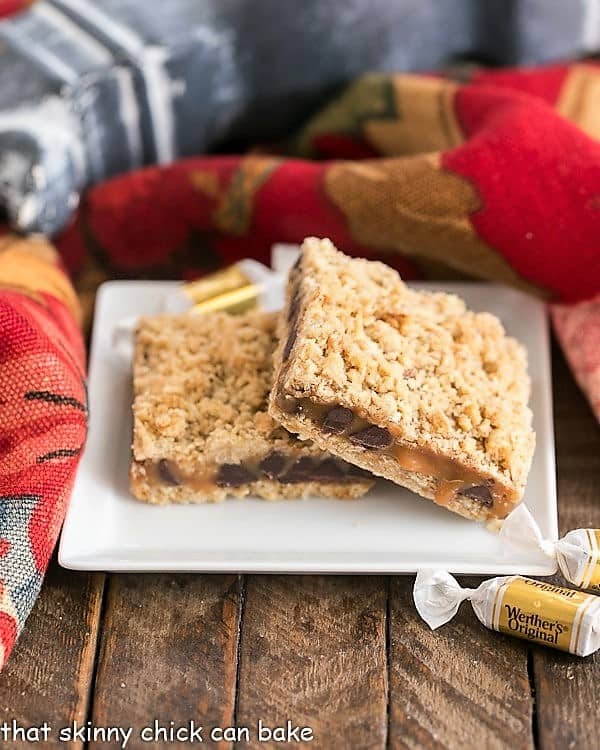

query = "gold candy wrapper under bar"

[182,266,260,315]
[501,504,600,592]
[414,571,600,656]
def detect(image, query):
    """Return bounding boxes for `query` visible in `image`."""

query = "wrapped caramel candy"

[162,260,284,315]
[501,504,600,591]
[113,258,287,361]
[414,570,600,656]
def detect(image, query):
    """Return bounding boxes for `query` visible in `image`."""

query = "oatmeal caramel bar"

[269,238,535,521]
[130,310,373,504]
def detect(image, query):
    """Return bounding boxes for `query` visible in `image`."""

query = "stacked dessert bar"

[131,237,535,521]
[130,309,374,502]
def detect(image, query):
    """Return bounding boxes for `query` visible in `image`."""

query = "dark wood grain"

[90,574,242,750]
[388,575,534,750]
[235,575,388,749]
[534,344,600,750]
[0,560,103,749]
[3,340,599,750]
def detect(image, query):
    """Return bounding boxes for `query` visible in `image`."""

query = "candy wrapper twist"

[414,570,600,657]
[502,505,600,592]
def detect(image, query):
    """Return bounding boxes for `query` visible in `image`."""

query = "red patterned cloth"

[0,235,85,666]
[0,0,33,19]
[1,61,600,668]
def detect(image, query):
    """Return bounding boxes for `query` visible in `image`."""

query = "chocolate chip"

[279,457,316,484]
[322,406,354,434]
[311,459,345,481]
[259,451,287,479]
[158,459,180,485]
[345,464,373,480]
[278,393,300,414]
[458,484,493,506]
[282,326,297,360]
[349,425,393,449]
[216,464,256,487]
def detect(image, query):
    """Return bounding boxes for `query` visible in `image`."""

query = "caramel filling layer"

[277,394,514,517]
[140,451,372,491]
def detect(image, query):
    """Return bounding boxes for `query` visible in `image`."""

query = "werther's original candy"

[414,570,600,656]
[162,259,283,316]
[501,504,600,591]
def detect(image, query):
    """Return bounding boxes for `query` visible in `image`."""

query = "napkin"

[0,235,86,666]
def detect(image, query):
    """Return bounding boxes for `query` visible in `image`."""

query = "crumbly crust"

[269,238,535,518]
[130,461,369,504]
[131,310,372,502]
[266,412,498,521]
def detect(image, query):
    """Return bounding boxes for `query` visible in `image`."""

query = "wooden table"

[2,343,599,750]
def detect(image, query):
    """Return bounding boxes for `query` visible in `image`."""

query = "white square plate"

[59,279,557,574]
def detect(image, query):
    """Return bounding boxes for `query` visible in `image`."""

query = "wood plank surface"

[235,575,388,749]
[90,573,243,750]
[2,342,599,750]
[533,345,600,750]
[388,575,534,750]
[0,560,104,749]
